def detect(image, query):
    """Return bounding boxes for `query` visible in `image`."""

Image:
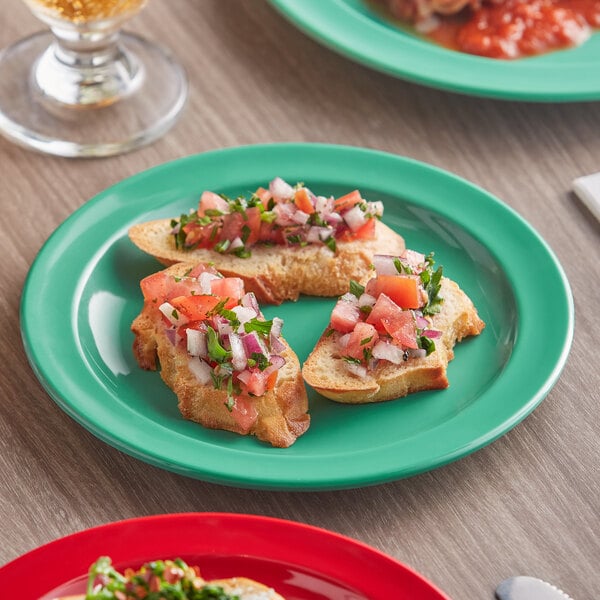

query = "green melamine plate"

[269,0,600,101]
[20,144,573,490]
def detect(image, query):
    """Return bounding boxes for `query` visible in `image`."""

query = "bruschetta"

[131,262,309,447]
[302,252,485,403]
[55,556,286,600]
[128,178,405,304]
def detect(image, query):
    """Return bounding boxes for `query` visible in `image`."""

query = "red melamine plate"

[0,513,449,600]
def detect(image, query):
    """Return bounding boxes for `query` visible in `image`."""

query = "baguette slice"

[209,577,285,599]
[131,263,309,447]
[129,219,405,304]
[56,577,285,600]
[302,277,485,403]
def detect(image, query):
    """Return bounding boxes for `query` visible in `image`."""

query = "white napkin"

[572,172,600,222]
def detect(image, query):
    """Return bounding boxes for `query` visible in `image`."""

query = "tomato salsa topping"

[376,0,600,59]
[170,178,383,258]
[80,556,240,600]
[328,252,443,378]
[141,264,286,428]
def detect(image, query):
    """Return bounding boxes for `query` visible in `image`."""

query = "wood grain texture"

[1,1,599,598]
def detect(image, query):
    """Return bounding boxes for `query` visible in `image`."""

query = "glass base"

[0,30,187,157]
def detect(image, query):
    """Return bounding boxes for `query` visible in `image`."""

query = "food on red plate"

[373,0,600,59]
[54,556,285,599]
[128,178,405,304]
[131,262,309,448]
[302,251,485,403]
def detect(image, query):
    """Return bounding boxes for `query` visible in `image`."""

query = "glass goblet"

[0,0,188,157]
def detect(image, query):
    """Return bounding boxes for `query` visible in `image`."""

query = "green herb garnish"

[244,318,273,336]
[349,279,365,298]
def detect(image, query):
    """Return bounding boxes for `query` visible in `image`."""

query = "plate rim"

[0,512,451,599]
[20,142,574,490]
[268,0,600,101]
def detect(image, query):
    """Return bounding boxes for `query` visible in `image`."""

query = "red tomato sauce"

[379,0,600,59]
[454,0,599,59]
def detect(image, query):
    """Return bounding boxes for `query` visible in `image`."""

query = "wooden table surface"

[1,1,599,598]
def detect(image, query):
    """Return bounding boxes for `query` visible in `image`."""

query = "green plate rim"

[268,0,600,102]
[20,143,574,490]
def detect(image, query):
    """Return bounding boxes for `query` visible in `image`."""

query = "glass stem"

[32,22,144,108]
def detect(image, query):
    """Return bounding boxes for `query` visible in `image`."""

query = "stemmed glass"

[0,0,188,157]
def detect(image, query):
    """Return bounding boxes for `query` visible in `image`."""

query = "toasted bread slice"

[302,277,485,403]
[56,577,285,600]
[209,577,285,599]
[131,263,309,447]
[129,219,405,304]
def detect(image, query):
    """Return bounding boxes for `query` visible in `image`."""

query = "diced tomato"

[334,189,363,212]
[266,370,278,391]
[219,212,244,243]
[354,217,376,239]
[344,322,379,360]
[140,271,172,303]
[243,206,262,246]
[198,190,229,216]
[294,187,314,214]
[366,293,403,333]
[258,220,284,244]
[170,295,221,321]
[366,275,421,309]
[210,277,245,303]
[187,263,217,278]
[181,222,217,249]
[242,370,268,397]
[254,186,272,207]
[381,311,418,349]
[140,272,202,304]
[230,395,258,433]
[330,299,361,333]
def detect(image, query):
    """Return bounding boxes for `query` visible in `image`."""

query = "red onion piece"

[229,236,244,250]
[270,335,286,354]
[186,328,207,358]
[236,370,251,385]
[188,357,212,385]
[165,327,177,346]
[372,340,405,365]
[241,292,259,313]
[229,332,247,371]
[292,210,310,225]
[342,205,367,231]
[269,177,294,200]
[422,329,442,339]
[231,305,257,327]
[199,271,220,294]
[159,301,188,326]
[242,331,269,357]
[338,333,351,348]
[358,293,376,308]
[345,362,367,378]
[372,255,400,276]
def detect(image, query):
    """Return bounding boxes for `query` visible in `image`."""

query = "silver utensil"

[496,576,573,600]
[573,172,600,223]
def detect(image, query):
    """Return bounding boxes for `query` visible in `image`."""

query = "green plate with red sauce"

[268,0,600,101]
[20,143,573,490]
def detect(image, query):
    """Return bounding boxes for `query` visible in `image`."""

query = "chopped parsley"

[349,279,365,298]
[420,253,443,316]
[244,317,273,336]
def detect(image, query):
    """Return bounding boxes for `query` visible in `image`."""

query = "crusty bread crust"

[131,263,310,448]
[302,277,485,404]
[128,219,405,304]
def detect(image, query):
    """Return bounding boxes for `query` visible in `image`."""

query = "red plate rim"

[0,512,449,599]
